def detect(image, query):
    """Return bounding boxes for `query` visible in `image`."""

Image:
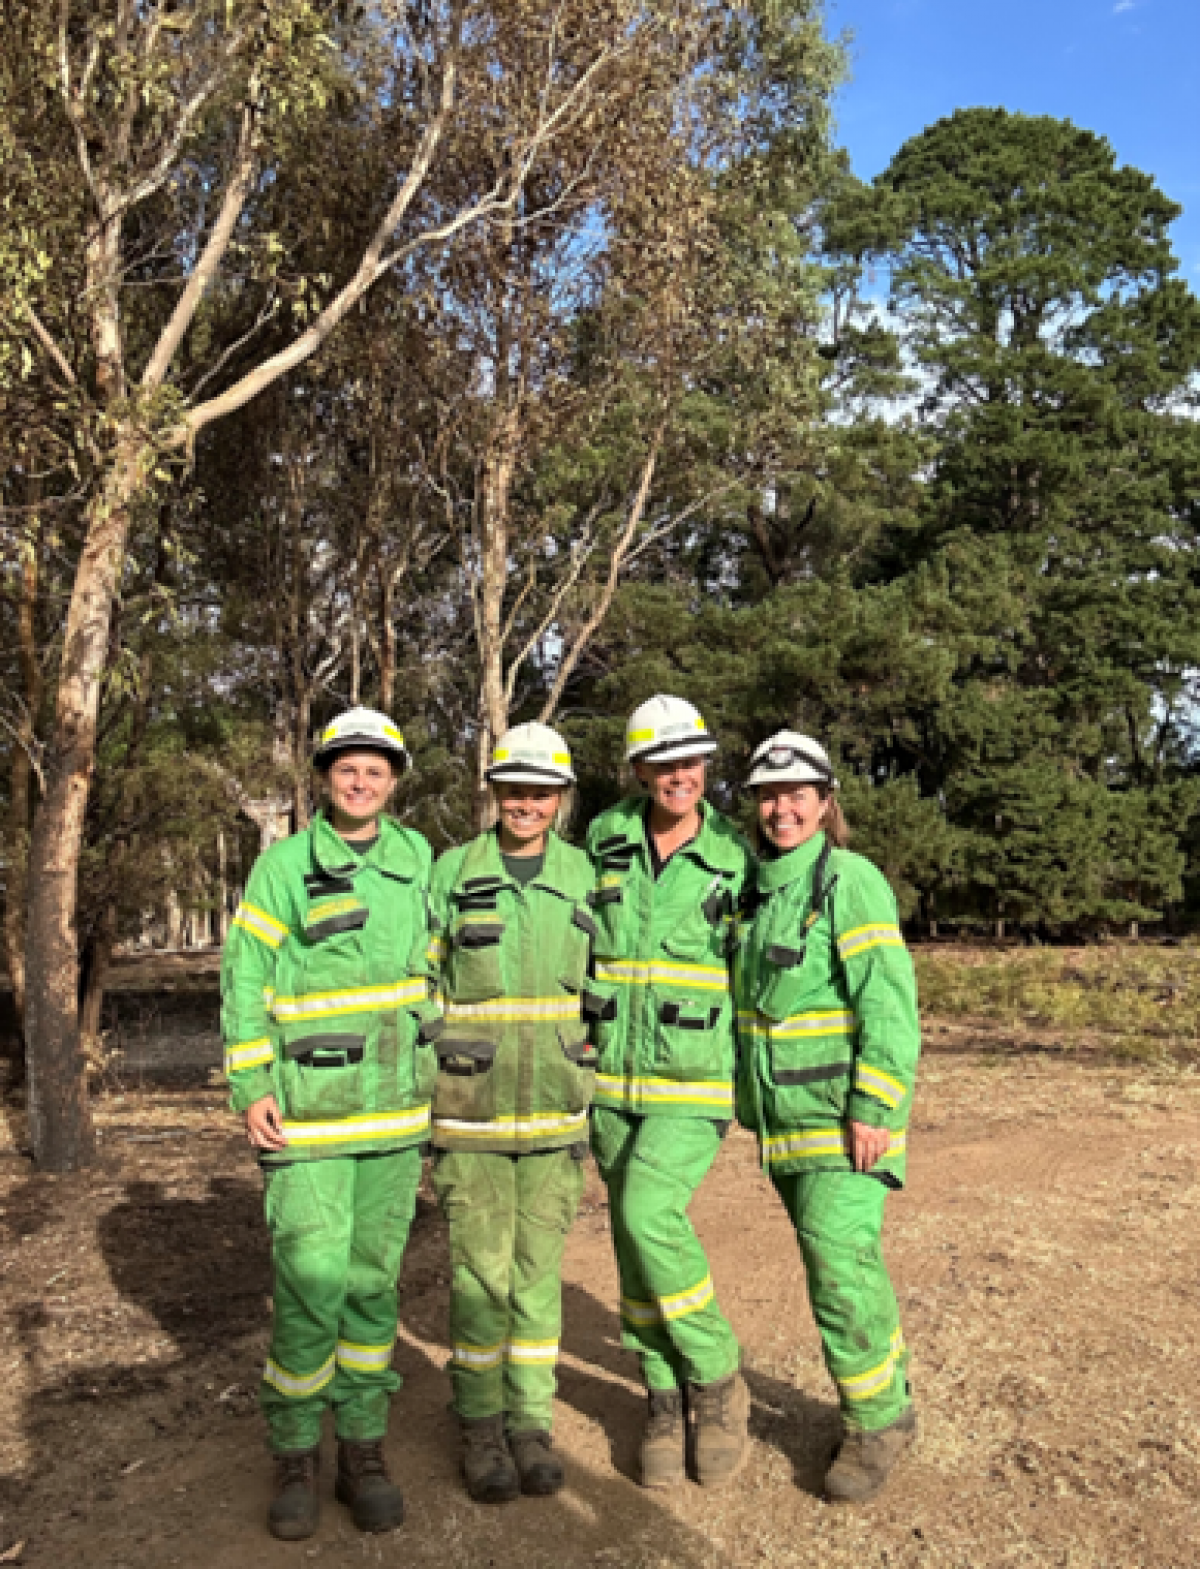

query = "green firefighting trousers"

[432,1148,587,1432]
[591,1107,740,1391]
[771,1169,910,1432]
[260,1148,422,1452]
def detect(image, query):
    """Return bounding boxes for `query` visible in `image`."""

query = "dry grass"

[915,942,1200,1063]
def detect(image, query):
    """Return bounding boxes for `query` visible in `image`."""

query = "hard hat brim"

[313,735,411,772]
[629,738,718,765]
[486,764,575,786]
[745,762,837,790]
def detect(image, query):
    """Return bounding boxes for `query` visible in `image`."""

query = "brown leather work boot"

[690,1370,750,1488]
[334,1438,406,1532]
[640,1386,686,1489]
[508,1429,565,1496]
[268,1447,320,1540]
[825,1406,917,1504]
[460,1414,520,1505]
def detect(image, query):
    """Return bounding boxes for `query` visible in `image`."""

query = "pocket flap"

[558,1029,597,1067]
[572,906,598,939]
[658,1000,721,1031]
[436,1037,498,1075]
[456,921,504,949]
[766,943,805,968]
[285,1031,366,1065]
[581,986,618,1022]
[773,1059,851,1087]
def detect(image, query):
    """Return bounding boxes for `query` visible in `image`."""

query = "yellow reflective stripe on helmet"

[763,1129,907,1164]
[854,1063,906,1108]
[232,902,287,949]
[280,1107,431,1145]
[453,1341,505,1369]
[837,924,904,961]
[506,1338,559,1364]
[593,1073,733,1109]
[263,1352,336,1398]
[382,722,405,744]
[225,1037,274,1072]
[272,978,426,1021]
[839,1328,905,1402]
[433,1110,588,1141]
[335,1338,394,1373]
[627,728,656,745]
[443,997,579,1023]
[593,959,728,991]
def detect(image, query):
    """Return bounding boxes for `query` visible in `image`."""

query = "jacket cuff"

[846,1089,904,1130]
[228,1067,275,1115]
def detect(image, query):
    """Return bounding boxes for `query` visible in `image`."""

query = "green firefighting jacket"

[734,830,920,1182]
[427,829,597,1154]
[220,809,439,1164]
[583,797,753,1120]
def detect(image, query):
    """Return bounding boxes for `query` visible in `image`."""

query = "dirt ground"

[2,1016,1200,1567]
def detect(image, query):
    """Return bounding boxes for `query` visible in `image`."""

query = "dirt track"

[2,1044,1199,1568]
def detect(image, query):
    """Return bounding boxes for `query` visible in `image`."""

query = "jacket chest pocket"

[589,838,637,956]
[754,909,835,1021]
[446,878,506,1002]
[434,1037,499,1123]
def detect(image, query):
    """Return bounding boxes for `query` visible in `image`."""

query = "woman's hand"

[848,1120,890,1173]
[244,1094,288,1151]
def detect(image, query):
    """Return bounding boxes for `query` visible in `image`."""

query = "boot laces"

[278,1452,316,1487]
[696,1379,733,1427]
[647,1389,684,1436]
[351,1440,388,1478]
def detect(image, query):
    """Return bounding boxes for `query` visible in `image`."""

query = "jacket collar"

[459,828,579,898]
[597,796,744,877]
[309,808,418,880]
[755,830,827,894]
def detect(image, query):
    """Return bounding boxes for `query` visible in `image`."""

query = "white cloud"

[1112,1,1135,11]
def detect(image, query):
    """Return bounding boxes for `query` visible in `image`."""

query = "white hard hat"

[745,730,838,790]
[486,722,575,786]
[312,707,411,771]
[625,694,717,765]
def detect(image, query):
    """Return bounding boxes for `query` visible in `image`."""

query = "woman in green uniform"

[222,707,440,1541]
[427,722,596,1504]
[585,695,754,1491]
[734,730,920,1504]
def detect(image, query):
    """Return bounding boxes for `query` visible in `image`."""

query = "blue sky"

[829,0,1200,283]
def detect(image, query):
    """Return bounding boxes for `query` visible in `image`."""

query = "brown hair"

[753,786,849,854]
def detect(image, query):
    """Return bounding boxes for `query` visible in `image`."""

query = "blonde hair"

[486,783,576,839]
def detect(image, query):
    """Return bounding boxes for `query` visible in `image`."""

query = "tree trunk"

[475,407,519,827]
[79,902,117,1049]
[3,486,43,1063]
[24,429,148,1171]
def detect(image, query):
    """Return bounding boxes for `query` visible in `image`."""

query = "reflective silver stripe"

[837,924,903,961]
[594,1073,732,1107]
[225,1037,273,1072]
[840,1328,906,1402]
[263,1352,336,1398]
[272,978,426,1020]
[281,1107,431,1145]
[621,1296,661,1327]
[764,1129,908,1163]
[506,1339,559,1364]
[854,1064,905,1107]
[434,1111,587,1140]
[443,997,579,1022]
[659,1275,714,1321]
[335,1339,394,1373]
[594,959,728,992]
[453,1342,504,1369]
[772,1010,854,1037]
[233,902,287,949]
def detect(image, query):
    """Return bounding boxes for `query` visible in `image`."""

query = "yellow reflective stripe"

[336,1338,394,1372]
[594,1073,733,1107]
[306,895,361,926]
[854,1064,906,1108]
[506,1339,559,1364]
[453,1341,505,1369]
[225,1037,274,1072]
[627,727,656,745]
[660,1274,714,1321]
[840,1328,906,1402]
[443,997,579,1022]
[772,1010,855,1038]
[233,902,287,949]
[594,959,728,991]
[280,1107,431,1145]
[837,924,903,961]
[621,1295,661,1327]
[764,1129,907,1164]
[434,1111,588,1141]
[272,979,426,1020]
[263,1352,336,1398]
[426,935,447,964]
